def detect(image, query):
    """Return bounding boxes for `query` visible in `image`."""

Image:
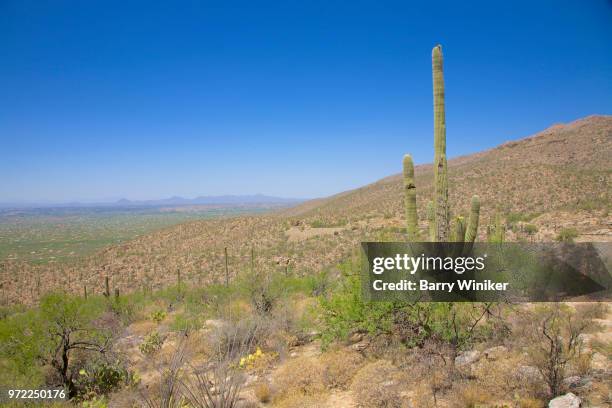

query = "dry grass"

[272,356,325,401]
[350,360,408,408]
[254,381,271,403]
[321,348,364,390]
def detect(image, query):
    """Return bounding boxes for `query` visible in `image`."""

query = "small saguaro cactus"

[224,247,229,287]
[104,276,110,298]
[487,213,505,243]
[403,154,418,240]
[402,45,481,243]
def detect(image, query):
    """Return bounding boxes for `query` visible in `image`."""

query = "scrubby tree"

[0,293,113,398]
[526,304,596,397]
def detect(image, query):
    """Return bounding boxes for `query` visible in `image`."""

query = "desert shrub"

[75,359,137,400]
[525,304,595,397]
[139,332,164,355]
[573,351,592,376]
[81,396,108,408]
[273,394,325,408]
[458,383,491,407]
[524,223,538,235]
[555,227,579,242]
[517,397,545,408]
[321,349,364,389]
[150,310,167,324]
[141,339,186,408]
[238,347,277,374]
[272,356,325,399]
[209,317,262,360]
[320,257,502,357]
[350,360,407,408]
[254,382,271,403]
[108,294,137,324]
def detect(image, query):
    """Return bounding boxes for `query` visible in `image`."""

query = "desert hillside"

[1,115,611,305]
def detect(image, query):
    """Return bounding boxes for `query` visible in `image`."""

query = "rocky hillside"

[2,115,611,304]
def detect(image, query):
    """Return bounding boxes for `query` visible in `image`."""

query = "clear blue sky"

[1,1,610,203]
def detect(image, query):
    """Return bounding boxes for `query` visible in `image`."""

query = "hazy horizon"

[2,1,611,202]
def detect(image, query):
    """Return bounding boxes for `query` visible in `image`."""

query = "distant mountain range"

[0,194,306,209]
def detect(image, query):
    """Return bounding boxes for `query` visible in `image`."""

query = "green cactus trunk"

[403,154,418,240]
[432,45,450,241]
[224,247,229,287]
[427,201,436,241]
[434,153,450,241]
[104,276,110,298]
[402,45,480,245]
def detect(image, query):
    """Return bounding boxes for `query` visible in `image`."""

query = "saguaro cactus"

[224,247,229,287]
[104,276,110,298]
[432,45,450,241]
[403,45,481,243]
[403,154,418,240]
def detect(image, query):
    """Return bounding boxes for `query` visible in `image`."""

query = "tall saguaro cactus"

[432,45,450,241]
[403,45,480,244]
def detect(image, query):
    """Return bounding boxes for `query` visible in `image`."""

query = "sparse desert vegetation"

[0,44,610,408]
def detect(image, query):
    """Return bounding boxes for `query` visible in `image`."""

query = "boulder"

[562,376,591,390]
[455,350,481,367]
[516,365,543,382]
[548,392,581,408]
[483,345,508,361]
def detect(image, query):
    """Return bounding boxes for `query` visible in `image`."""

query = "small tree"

[527,304,593,397]
[0,293,112,398]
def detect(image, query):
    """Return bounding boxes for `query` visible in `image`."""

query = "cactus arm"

[403,154,419,240]
[465,195,480,243]
[452,216,466,242]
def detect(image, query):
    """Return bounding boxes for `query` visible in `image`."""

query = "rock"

[204,319,226,329]
[351,341,369,352]
[548,392,581,408]
[516,365,543,382]
[455,350,481,367]
[562,376,591,390]
[483,345,508,361]
[591,352,609,372]
[348,332,364,344]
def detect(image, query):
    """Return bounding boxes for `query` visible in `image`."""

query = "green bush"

[0,293,112,396]
[75,360,137,400]
[556,227,579,242]
[150,309,167,324]
[139,332,164,355]
[319,257,500,352]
